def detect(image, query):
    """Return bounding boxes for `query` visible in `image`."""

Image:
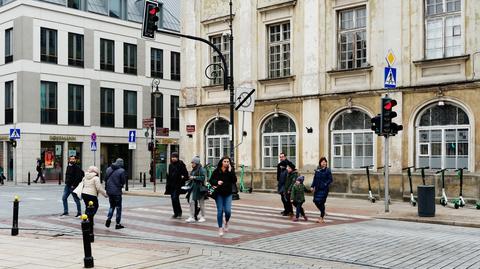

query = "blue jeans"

[107,195,122,224]
[62,185,81,215]
[215,194,232,228]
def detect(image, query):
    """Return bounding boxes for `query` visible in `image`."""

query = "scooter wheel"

[412,202,417,207]
[372,198,376,203]
[454,203,459,209]
[440,198,447,206]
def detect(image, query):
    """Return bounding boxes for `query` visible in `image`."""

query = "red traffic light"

[383,100,397,110]
[149,6,159,15]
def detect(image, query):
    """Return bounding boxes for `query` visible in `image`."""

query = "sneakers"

[115,224,125,229]
[224,222,229,232]
[75,213,81,218]
[185,217,196,223]
[60,212,69,216]
[105,219,111,228]
[218,228,224,237]
[198,217,206,223]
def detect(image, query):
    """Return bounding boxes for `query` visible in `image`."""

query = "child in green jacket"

[290,175,308,222]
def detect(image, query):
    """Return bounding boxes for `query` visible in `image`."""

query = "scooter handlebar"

[454,167,468,172]
[360,165,373,169]
[419,166,430,169]
[435,168,448,174]
[402,166,415,170]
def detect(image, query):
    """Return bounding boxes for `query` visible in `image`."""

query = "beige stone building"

[179,0,480,200]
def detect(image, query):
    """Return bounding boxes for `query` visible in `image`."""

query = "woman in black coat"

[310,157,333,223]
[209,156,237,236]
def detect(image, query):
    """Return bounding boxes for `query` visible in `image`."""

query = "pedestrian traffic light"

[9,139,16,148]
[371,114,381,135]
[380,97,403,136]
[142,1,160,39]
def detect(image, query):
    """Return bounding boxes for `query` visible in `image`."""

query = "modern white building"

[0,0,182,182]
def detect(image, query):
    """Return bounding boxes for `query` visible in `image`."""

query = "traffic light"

[380,97,403,136]
[9,139,16,148]
[142,1,160,39]
[371,114,381,135]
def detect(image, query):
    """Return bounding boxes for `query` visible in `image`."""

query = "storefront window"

[41,141,63,181]
[68,142,83,169]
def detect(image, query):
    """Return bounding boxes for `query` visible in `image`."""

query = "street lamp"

[150,78,162,192]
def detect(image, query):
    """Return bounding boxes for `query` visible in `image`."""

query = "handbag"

[73,180,84,200]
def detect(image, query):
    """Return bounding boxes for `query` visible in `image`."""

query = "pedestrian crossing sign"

[90,141,97,151]
[9,128,20,140]
[384,67,397,89]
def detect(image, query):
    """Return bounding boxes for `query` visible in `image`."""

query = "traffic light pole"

[384,135,390,213]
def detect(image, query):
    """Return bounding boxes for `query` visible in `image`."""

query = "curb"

[375,216,480,228]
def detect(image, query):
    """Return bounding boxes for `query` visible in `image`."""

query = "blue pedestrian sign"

[9,128,20,140]
[128,130,136,143]
[90,141,97,151]
[384,67,397,89]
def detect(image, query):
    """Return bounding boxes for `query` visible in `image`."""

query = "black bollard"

[28,172,31,186]
[58,172,62,185]
[143,172,146,188]
[81,215,94,268]
[85,202,95,243]
[125,177,129,191]
[160,172,163,183]
[11,196,19,236]
[140,172,142,183]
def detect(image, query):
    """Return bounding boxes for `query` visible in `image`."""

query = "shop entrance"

[100,143,132,180]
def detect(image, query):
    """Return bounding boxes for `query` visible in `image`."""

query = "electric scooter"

[452,168,467,209]
[476,200,480,210]
[436,168,448,206]
[419,166,429,185]
[239,165,253,193]
[361,165,375,203]
[402,166,416,206]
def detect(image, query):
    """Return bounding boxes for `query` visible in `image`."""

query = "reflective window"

[205,118,230,166]
[262,115,296,168]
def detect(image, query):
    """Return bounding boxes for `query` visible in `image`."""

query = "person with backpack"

[166,152,189,219]
[105,158,127,229]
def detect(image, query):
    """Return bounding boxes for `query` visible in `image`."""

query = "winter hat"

[191,156,201,165]
[171,152,179,158]
[287,162,296,170]
[87,166,100,175]
[114,158,124,168]
[296,175,305,184]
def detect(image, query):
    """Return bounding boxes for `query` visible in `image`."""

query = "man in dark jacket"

[166,152,189,218]
[277,160,291,216]
[105,158,127,229]
[61,156,84,217]
[277,153,289,215]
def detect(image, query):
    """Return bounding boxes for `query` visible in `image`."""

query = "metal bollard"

[85,201,95,243]
[143,172,146,188]
[81,215,94,268]
[160,172,163,183]
[140,172,142,183]
[58,172,62,185]
[28,172,31,186]
[125,177,129,191]
[11,196,19,236]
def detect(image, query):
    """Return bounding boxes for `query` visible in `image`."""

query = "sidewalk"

[124,184,480,228]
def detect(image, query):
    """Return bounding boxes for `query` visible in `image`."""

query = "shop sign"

[55,145,62,156]
[156,127,169,137]
[0,136,9,141]
[143,118,154,128]
[50,135,76,141]
[156,138,178,145]
[186,125,196,133]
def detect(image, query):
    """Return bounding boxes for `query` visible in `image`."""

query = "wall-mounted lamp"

[436,88,445,106]
[215,108,220,120]
[306,127,313,133]
[273,104,279,117]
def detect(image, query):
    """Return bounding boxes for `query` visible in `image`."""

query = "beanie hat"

[296,175,305,184]
[114,158,124,168]
[171,152,179,158]
[287,162,296,170]
[87,166,100,175]
[191,156,201,165]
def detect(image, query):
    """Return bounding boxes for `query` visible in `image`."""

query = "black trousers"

[170,190,182,217]
[281,193,293,214]
[314,197,327,218]
[292,201,305,218]
[81,194,99,224]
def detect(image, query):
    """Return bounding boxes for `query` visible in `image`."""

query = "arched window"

[417,103,469,170]
[205,118,230,165]
[331,109,373,169]
[261,114,296,168]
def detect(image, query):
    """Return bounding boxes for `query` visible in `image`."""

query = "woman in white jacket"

[81,166,107,216]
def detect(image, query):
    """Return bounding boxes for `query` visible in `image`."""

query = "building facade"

[0,0,181,182]
[180,0,480,200]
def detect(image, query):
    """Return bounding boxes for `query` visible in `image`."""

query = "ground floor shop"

[180,83,480,200]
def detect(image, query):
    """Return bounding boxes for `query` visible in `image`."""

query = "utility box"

[417,185,435,217]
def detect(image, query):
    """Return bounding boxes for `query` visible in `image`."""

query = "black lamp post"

[150,78,162,191]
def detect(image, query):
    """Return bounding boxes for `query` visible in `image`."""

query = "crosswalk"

[3,201,369,245]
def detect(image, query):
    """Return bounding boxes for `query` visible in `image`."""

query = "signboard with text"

[156,127,170,137]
